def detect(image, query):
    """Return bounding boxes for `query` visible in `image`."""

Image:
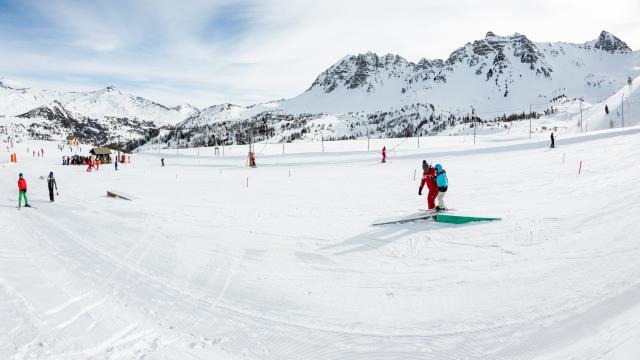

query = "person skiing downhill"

[381,146,387,163]
[418,160,438,210]
[47,172,58,202]
[434,164,448,211]
[17,173,30,208]
[550,132,555,148]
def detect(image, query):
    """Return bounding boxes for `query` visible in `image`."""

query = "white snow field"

[2,127,640,359]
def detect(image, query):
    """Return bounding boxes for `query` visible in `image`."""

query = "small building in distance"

[90,147,112,163]
[67,135,80,145]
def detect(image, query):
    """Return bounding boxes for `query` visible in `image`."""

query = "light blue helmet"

[435,164,442,172]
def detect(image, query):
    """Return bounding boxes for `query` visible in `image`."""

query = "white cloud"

[1,0,638,107]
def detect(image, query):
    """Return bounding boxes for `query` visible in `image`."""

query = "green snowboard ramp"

[435,214,501,224]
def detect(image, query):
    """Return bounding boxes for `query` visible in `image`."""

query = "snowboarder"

[550,132,555,148]
[17,173,30,208]
[434,164,448,210]
[381,146,387,163]
[161,158,165,166]
[47,172,58,202]
[605,104,610,115]
[418,160,439,210]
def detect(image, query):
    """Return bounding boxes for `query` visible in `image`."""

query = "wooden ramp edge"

[107,190,132,201]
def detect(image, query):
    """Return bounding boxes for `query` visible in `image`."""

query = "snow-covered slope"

[577,75,640,132]
[2,128,640,359]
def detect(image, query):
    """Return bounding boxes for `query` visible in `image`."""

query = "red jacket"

[18,178,27,191]
[419,167,438,191]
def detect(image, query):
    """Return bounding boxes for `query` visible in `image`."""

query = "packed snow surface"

[1,127,640,359]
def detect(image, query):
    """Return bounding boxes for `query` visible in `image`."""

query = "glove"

[418,189,422,196]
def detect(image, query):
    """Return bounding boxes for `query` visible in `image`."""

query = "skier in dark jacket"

[47,172,58,202]
[550,132,555,148]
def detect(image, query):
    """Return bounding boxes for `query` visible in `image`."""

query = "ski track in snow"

[1,128,640,359]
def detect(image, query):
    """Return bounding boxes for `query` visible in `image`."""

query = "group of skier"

[418,160,448,211]
[16,172,58,208]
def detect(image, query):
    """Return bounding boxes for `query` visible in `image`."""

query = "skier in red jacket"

[18,173,30,208]
[418,160,438,210]
[381,146,386,163]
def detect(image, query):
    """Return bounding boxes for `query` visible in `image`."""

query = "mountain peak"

[18,100,74,121]
[594,30,631,53]
[100,85,121,94]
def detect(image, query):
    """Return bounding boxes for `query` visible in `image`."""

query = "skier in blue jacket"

[434,164,448,210]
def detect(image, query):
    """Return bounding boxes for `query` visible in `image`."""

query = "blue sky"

[0,0,638,107]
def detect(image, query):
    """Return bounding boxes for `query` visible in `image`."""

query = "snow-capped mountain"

[61,86,186,126]
[180,103,247,128]
[2,30,639,148]
[0,83,193,144]
[144,30,639,149]
[0,81,60,116]
[7,99,157,145]
[0,83,188,126]
[172,103,200,118]
[283,30,639,115]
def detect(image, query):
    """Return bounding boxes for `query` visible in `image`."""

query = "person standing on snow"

[381,146,387,163]
[161,158,165,166]
[248,151,256,168]
[47,172,58,202]
[550,132,555,148]
[434,164,448,211]
[18,173,30,208]
[418,160,439,210]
